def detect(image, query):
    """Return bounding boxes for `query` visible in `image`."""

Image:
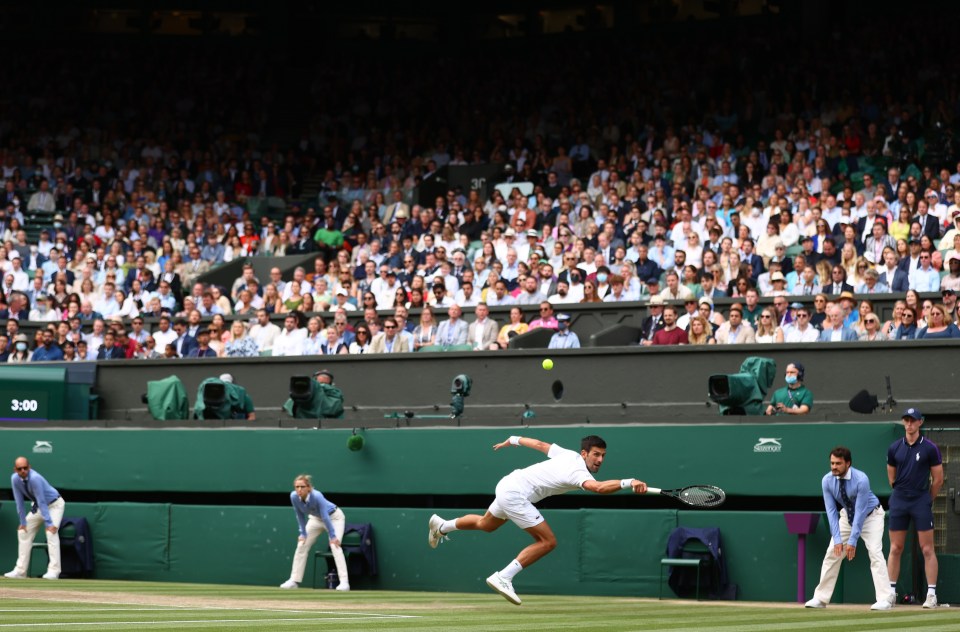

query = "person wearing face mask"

[765,362,813,416]
[547,313,580,349]
[7,333,31,363]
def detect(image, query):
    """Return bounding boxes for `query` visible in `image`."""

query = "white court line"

[0,597,351,615]
[0,609,193,612]
[0,616,420,628]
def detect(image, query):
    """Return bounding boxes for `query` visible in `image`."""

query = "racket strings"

[681,486,725,507]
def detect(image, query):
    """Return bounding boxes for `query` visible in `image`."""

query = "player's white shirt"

[499,444,595,504]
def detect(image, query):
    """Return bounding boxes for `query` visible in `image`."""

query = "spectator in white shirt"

[272,313,307,357]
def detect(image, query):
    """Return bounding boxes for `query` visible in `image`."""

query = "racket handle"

[645,487,662,494]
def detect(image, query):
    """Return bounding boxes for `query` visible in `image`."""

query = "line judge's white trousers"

[812,506,892,604]
[289,508,348,585]
[13,497,66,577]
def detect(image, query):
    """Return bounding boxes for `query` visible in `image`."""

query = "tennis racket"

[645,485,726,508]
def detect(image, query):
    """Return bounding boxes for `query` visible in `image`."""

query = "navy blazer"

[880,268,910,293]
[175,334,199,358]
[96,345,126,360]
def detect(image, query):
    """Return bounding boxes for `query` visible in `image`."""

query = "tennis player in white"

[427,435,647,605]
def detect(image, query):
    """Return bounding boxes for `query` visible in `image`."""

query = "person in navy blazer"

[880,267,910,293]
[172,319,199,358]
[96,332,127,359]
[818,305,860,342]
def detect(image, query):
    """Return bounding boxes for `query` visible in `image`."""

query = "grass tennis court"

[0,580,957,631]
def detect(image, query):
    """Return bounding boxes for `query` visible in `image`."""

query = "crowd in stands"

[2,20,960,362]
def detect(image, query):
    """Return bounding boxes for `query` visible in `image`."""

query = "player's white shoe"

[428,514,448,549]
[886,592,896,607]
[923,594,938,609]
[335,583,350,591]
[3,570,26,579]
[41,572,59,580]
[804,597,825,608]
[870,599,892,611]
[279,579,299,589]
[486,572,522,605]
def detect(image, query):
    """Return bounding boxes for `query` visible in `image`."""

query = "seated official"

[765,362,813,416]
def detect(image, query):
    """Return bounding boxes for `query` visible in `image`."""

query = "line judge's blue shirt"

[820,466,879,546]
[290,489,338,539]
[11,469,60,527]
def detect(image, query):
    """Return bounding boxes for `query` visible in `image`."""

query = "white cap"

[219,373,234,384]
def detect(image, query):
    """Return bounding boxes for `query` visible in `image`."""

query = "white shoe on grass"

[923,594,938,609]
[335,583,350,591]
[3,570,26,579]
[428,514,448,549]
[279,579,298,589]
[486,572,521,605]
[804,597,825,608]
[41,572,59,580]
[870,599,892,611]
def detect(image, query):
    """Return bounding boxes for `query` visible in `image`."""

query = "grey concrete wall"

[90,340,960,426]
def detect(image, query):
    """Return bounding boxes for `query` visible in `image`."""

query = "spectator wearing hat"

[762,269,789,297]
[547,313,580,349]
[516,228,540,263]
[7,333,31,363]
[765,362,813,416]
[27,294,59,322]
[937,209,960,250]
[640,295,666,342]
[940,254,960,293]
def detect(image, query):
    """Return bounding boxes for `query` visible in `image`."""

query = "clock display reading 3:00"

[10,399,40,412]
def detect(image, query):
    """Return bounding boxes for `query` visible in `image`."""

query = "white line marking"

[0,616,420,628]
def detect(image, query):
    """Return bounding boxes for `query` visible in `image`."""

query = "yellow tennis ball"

[542,358,554,370]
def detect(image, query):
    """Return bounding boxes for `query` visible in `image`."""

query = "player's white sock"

[890,582,897,592]
[500,559,523,581]
[440,519,459,534]
[927,584,936,596]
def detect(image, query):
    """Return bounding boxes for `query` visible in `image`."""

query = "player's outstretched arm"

[583,478,648,494]
[493,436,551,454]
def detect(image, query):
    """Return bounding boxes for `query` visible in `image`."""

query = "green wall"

[0,423,900,497]
[2,502,951,603]
[3,423,948,602]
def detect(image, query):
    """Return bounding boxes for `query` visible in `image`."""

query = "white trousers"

[289,508,348,585]
[813,506,892,604]
[13,497,65,577]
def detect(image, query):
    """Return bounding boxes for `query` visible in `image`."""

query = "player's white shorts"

[488,479,544,529]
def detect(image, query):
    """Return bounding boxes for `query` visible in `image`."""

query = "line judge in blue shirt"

[805,446,893,611]
[279,474,350,591]
[4,457,65,580]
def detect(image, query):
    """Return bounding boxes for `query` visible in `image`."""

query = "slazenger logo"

[32,441,53,454]
[753,437,782,453]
